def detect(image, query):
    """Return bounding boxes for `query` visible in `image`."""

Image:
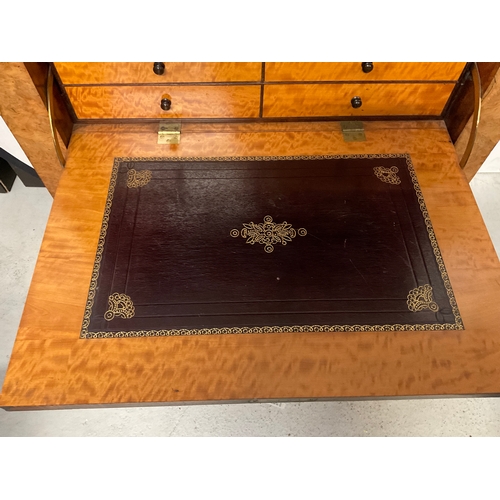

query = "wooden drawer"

[66,85,261,119]
[265,62,466,82]
[54,62,262,84]
[263,83,456,117]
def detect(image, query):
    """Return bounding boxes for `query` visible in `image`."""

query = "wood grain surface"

[24,62,75,148]
[444,63,500,143]
[1,121,500,409]
[263,83,456,117]
[66,85,261,119]
[0,63,65,195]
[265,63,466,82]
[455,69,500,181]
[54,63,262,84]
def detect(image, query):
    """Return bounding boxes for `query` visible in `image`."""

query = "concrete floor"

[1,156,500,436]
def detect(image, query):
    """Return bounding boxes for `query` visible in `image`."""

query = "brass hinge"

[158,122,181,145]
[341,121,366,142]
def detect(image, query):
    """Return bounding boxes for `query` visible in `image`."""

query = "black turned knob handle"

[361,62,374,73]
[153,62,166,75]
[351,96,362,109]
[160,98,172,111]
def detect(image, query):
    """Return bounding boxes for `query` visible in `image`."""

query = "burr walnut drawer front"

[263,83,456,118]
[265,62,466,82]
[54,62,262,84]
[65,85,262,119]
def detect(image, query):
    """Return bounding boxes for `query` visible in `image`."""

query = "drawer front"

[66,85,261,119]
[263,83,456,117]
[265,63,466,82]
[54,62,262,84]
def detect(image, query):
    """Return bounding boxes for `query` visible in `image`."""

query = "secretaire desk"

[1,62,500,410]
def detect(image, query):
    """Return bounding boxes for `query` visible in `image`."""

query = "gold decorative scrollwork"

[407,285,439,312]
[231,215,307,253]
[373,166,401,185]
[127,169,152,188]
[104,293,135,321]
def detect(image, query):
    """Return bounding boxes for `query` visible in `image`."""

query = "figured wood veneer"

[0,63,65,195]
[455,69,500,181]
[54,63,262,84]
[444,63,500,143]
[265,63,466,82]
[263,83,456,117]
[1,121,500,409]
[66,85,261,119]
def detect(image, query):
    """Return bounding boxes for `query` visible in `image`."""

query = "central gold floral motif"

[231,215,307,253]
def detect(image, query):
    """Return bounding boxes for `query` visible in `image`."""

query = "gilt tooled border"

[80,154,464,339]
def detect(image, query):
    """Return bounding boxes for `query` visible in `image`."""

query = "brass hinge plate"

[341,121,366,142]
[158,122,181,144]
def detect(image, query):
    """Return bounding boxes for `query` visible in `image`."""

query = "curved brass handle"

[459,63,482,169]
[46,66,66,168]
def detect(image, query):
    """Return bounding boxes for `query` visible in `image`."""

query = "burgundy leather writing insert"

[81,154,463,338]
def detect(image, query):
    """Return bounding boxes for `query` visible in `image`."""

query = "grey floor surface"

[1,158,500,436]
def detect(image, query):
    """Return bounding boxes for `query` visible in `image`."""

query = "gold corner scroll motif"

[231,215,307,253]
[104,293,136,321]
[373,166,401,185]
[127,168,152,188]
[407,285,439,312]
